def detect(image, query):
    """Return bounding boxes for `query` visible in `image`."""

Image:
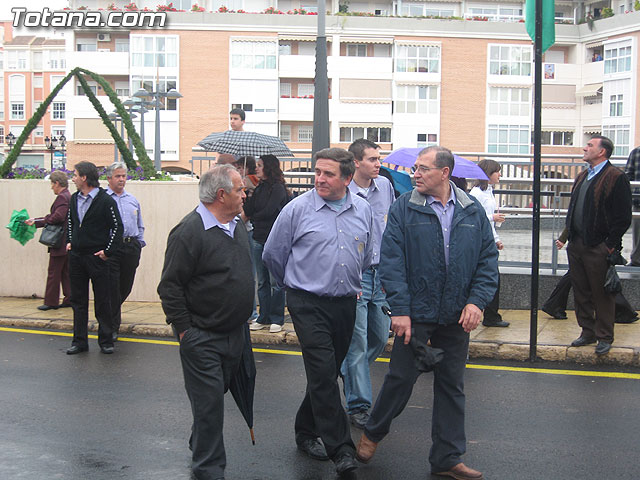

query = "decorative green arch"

[0,67,155,178]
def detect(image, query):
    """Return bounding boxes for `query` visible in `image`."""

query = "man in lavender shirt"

[341,139,395,429]
[263,148,373,476]
[106,162,146,341]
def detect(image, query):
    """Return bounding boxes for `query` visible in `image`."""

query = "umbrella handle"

[250,428,256,446]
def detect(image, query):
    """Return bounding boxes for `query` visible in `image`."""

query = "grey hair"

[418,146,454,178]
[199,164,236,203]
[106,162,128,177]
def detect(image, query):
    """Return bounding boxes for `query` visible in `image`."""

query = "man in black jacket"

[566,136,632,355]
[158,165,254,480]
[66,161,123,355]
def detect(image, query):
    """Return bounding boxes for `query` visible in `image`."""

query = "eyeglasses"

[411,164,444,175]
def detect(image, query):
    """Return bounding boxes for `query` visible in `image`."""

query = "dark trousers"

[44,253,70,307]
[567,237,615,343]
[107,240,142,332]
[483,275,501,322]
[287,288,357,460]
[179,325,244,480]
[366,322,469,472]
[544,271,637,322]
[69,252,113,348]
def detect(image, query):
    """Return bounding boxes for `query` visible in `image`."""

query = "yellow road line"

[2,326,639,379]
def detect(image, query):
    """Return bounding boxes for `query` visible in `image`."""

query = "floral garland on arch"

[0,67,155,179]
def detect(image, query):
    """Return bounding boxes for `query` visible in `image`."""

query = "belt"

[123,237,136,243]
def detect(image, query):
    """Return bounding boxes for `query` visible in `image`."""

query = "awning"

[339,36,394,44]
[584,127,601,135]
[395,40,441,48]
[279,35,332,42]
[575,83,603,97]
[585,41,604,49]
[340,123,393,128]
[542,128,574,132]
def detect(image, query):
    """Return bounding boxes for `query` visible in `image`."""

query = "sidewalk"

[1,296,640,366]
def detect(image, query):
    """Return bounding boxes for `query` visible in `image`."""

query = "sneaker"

[250,322,267,331]
[349,410,370,429]
[269,324,283,333]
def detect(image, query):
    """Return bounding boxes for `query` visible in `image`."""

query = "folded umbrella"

[383,148,488,180]
[198,130,294,158]
[229,322,257,445]
[6,209,36,246]
[381,306,444,372]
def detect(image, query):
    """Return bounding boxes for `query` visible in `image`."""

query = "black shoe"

[570,335,596,347]
[482,320,510,327]
[100,346,115,354]
[615,313,639,324]
[335,452,358,475]
[297,438,329,461]
[349,410,370,429]
[58,303,72,308]
[66,345,88,355]
[542,307,567,320]
[37,304,58,311]
[112,332,118,342]
[595,340,612,355]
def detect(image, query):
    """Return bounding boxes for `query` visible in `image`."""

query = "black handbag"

[39,224,65,249]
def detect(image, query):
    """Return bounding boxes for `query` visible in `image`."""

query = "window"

[34,127,44,138]
[280,82,292,97]
[604,45,632,74]
[52,127,66,138]
[417,133,438,148]
[400,3,454,16]
[115,39,130,52]
[131,35,178,68]
[489,45,532,76]
[231,103,253,112]
[77,84,97,96]
[76,38,97,52]
[470,6,522,20]
[395,85,438,114]
[298,84,315,97]
[0,100,4,120]
[7,50,28,70]
[298,125,314,142]
[131,75,178,110]
[33,101,42,115]
[487,124,530,154]
[279,43,292,55]
[609,94,623,116]
[584,95,602,105]
[346,44,367,57]
[280,124,291,142]
[52,102,65,120]
[541,131,573,146]
[373,44,391,57]
[0,126,4,144]
[231,41,277,70]
[116,87,130,97]
[339,126,391,143]
[49,50,65,69]
[33,76,44,88]
[602,125,630,156]
[11,103,25,120]
[488,87,530,116]
[395,45,440,73]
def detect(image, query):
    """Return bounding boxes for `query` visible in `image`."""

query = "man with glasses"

[356,146,498,480]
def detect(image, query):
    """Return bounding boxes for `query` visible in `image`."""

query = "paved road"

[2,327,640,480]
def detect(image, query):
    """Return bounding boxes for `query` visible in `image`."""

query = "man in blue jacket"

[355,146,498,480]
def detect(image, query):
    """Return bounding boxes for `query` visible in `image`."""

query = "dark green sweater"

[158,209,254,334]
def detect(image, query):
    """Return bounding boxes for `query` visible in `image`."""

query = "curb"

[2,317,639,367]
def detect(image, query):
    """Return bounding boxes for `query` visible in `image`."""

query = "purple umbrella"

[383,148,488,180]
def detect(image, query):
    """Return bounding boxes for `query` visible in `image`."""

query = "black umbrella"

[229,322,257,444]
[198,130,294,158]
[382,306,444,372]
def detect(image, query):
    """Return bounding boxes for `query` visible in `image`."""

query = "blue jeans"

[340,266,391,413]
[251,239,285,326]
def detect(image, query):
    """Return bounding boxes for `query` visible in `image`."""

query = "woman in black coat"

[244,155,289,333]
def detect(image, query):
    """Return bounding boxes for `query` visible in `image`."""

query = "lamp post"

[123,98,149,155]
[44,135,58,171]
[133,87,182,172]
[109,111,137,163]
[59,134,66,170]
[6,132,16,151]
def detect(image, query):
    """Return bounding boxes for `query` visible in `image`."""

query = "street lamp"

[6,132,16,151]
[109,111,137,162]
[133,87,183,171]
[44,135,58,171]
[59,134,66,170]
[123,97,149,155]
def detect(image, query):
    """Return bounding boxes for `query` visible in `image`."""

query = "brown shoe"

[355,433,378,464]
[434,462,483,480]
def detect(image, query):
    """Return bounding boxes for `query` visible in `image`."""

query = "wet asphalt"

[1,328,640,480]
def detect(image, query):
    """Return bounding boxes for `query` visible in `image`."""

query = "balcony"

[279,97,314,121]
[329,56,393,78]
[279,55,316,78]
[66,51,130,76]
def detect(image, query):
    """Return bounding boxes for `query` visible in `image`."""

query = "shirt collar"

[196,202,238,231]
[106,187,128,197]
[312,188,354,213]
[426,184,456,208]
[588,160,608,177]
[348,177,379,196]
[80,187,99,199]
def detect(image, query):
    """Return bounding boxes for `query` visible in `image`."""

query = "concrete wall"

[1,179,199,302]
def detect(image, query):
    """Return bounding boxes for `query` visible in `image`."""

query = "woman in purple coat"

[25,171,72,311]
